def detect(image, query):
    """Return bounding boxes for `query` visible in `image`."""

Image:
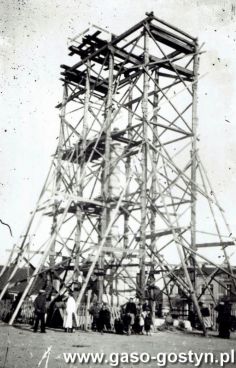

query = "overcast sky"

[1,0,236,265]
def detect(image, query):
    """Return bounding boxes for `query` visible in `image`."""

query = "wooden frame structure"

[1,13,236,336]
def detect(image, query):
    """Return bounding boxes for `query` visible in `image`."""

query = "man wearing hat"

[33,289,47,333]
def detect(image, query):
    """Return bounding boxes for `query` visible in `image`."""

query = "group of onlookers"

[32,290,234,339]
[33,289,78,333]
[89,302,112,333]
[198,300,233,339]
[89,297,153,335]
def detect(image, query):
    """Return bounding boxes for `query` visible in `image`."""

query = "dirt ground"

[0,322,235,368]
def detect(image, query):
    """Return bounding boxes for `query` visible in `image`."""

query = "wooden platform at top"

[60,16,196,93]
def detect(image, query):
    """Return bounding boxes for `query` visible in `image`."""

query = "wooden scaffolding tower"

[1,13,236,336]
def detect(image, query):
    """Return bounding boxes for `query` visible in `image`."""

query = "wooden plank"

[61,69,109,94]
[196,241,235,248]
[150,27,194,54]
[6,249,44,255]
[94,246,139,254]
[150,23,195,47]
[135,227,182,241]
[153,15,197,41]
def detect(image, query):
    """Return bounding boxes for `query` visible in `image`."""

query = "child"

[144,311,152,336]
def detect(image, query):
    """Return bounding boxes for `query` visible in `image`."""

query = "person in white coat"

[64,291,78,332]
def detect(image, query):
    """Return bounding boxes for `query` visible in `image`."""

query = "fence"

[0,300,12,322]
[0,299,121,330]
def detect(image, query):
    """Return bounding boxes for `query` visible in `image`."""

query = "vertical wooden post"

[115,275,119,306]
[49,84,68,270]
[74,61,90,283]
[110,274,114,307]
[99,50,114,302]
[150,70,159,326]
[190,42,199,290]
[140,26,149,301]
[124,86,133,250]
[150,72,158,252]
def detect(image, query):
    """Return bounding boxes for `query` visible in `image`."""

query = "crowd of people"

[89,302,112,333]
[32,290,234,339]
[33,289,78,333]
[33,292,154,335]
[89,297,153,335]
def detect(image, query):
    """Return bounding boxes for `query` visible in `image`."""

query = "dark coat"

[123,313,132,332]
[34,294,47,314]
[201,307,210,317]
[99,308,111,323]
[215,304,225,323]
[144,315,152,331]
[215,302,232,338]
[125,302,137,315]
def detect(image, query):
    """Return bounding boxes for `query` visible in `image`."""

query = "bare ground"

[0,322,235,368]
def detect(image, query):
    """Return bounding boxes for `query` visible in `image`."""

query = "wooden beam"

[196,241,235,248]
[153,14,197,41]
[150,27,194,54]
[94,246,139,254]
[6,249,44,255]
[135,227,183,241]
[69,14,154,71]
[150,23,195,47]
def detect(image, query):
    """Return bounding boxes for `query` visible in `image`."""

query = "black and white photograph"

[0,1,236,367]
